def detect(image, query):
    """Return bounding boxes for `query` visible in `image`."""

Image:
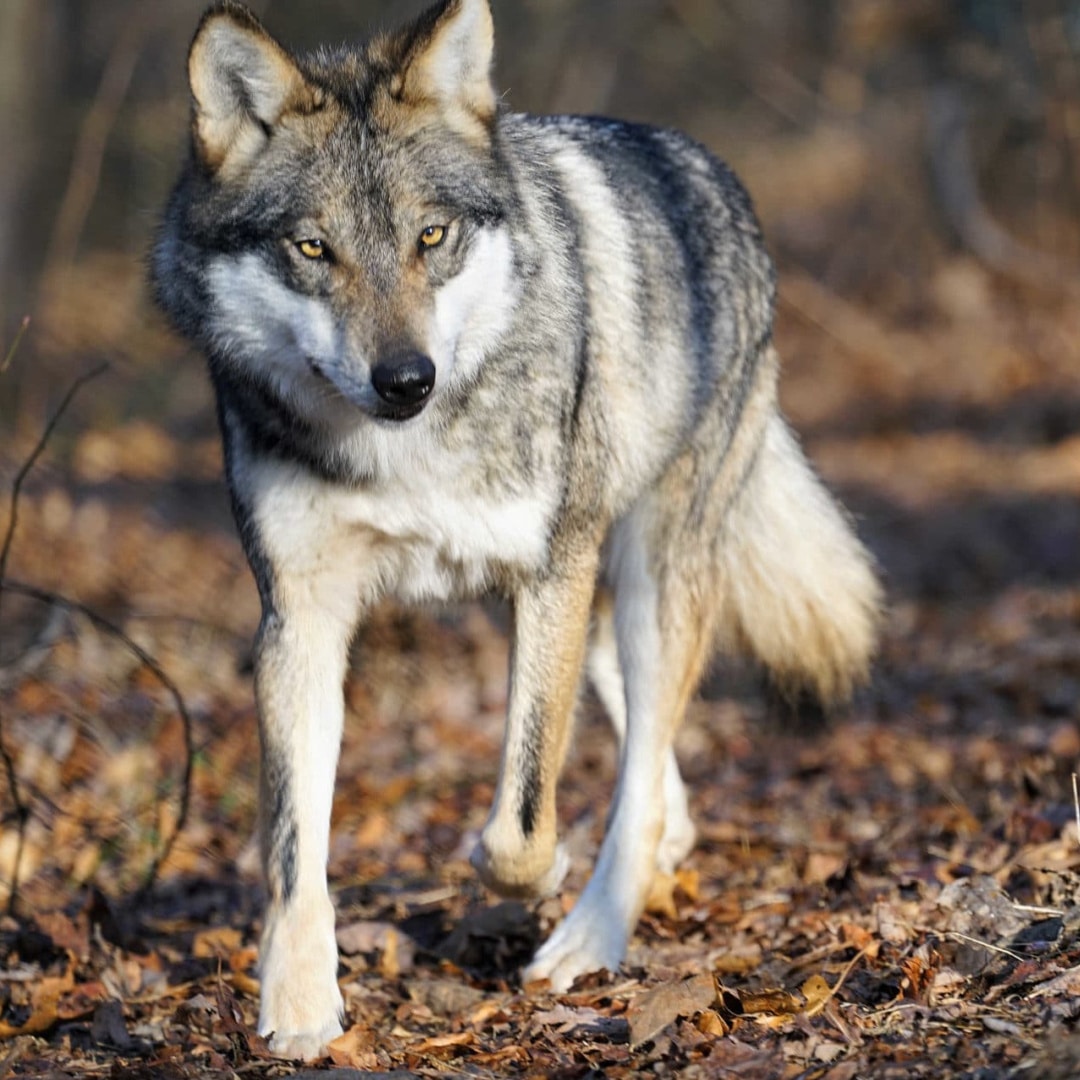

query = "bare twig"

[0,361,108,625]
[804,946,869,1018]
[2,580,195,897]
[946,931,1026,963]
[0,336,105,914]
[0,315,29,375]
[927,82,1080,292]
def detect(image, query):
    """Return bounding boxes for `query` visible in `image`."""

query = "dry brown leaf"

[695,1009,730,1036]
[645,873,679,919]
[627,972,717,1046]
[739,988,803,1016]
[57,980,110,1020]
[328,1024,381,1070]
[410,1030,475,1055]
[192,927,242,959]
[228,972,260,997]
[676,867,701,903]
[804,851,847,885]
[801,974,832,1013]
[0,971,73,1038]
[228,946,258,973]
[379,928,400,978]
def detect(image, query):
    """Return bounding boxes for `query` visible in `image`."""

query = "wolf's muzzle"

[371,351,436,419]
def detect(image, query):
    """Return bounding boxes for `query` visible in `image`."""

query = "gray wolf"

[153,0,881,1060]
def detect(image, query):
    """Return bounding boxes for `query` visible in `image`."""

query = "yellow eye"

[297,239,325,259]
[419,225,446,250]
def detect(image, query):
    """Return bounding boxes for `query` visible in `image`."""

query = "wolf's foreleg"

[525,509,708,990]
[253,598,354,1060]
[471,543,599,898]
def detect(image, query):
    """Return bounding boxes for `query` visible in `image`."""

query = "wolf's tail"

[716,413,882,703]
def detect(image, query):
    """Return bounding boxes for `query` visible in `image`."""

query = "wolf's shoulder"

[501,111,756,221]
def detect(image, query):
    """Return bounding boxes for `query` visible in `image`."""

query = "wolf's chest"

[347,481,554,600]
[251,455,555,606]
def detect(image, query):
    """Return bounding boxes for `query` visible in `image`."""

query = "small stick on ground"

[3,580,195,897]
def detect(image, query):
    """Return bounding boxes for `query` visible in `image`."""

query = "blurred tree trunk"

[0,0,49,342]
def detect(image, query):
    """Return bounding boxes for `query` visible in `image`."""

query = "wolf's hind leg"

[587,595,696,874]
[524,508,709,990]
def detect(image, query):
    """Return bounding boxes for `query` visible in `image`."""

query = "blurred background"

[1,0,1080,907]
[2,0,1079,461]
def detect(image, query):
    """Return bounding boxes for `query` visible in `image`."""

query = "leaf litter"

[4,64,1080,1080]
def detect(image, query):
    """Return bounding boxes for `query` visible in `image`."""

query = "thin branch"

[0,355,106,914]
[0,316,29,375]
[804,946,869,1019]
[0,362,108,626]
[2,580,194,897]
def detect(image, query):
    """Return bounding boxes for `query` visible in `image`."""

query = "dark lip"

[370,400,429,422]
[307,358,429,422]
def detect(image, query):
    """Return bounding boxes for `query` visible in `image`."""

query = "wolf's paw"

[265,1018,343,1062]
[258,896,343,1061]
[471,837,569,899]
[522,904,628,992]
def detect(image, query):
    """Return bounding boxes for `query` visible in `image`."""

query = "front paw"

[259,968,343,1060]
[470,836,569,899]
[523,901,628,992]
[258,895,343,1060]
[266,1018,344,1062]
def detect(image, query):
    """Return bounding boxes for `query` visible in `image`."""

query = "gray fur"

[154,0,880,1060]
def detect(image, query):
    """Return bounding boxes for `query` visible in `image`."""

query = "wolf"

[153,0,881,1060]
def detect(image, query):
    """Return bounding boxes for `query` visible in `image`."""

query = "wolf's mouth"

[371,401,428,422]
[307,357,429,422]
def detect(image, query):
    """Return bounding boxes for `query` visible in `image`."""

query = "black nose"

[371,351,436,408]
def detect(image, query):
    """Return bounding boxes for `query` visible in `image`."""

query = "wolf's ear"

[188,4,313,176]
[399,0,496,134]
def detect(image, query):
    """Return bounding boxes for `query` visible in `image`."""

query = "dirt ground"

[3,3,1080,1077]
[3,259,1080,1078]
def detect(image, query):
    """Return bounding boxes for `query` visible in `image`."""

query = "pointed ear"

[188,4,314,176]
[399,0,496,132]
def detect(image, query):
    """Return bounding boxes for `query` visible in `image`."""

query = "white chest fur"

[247,452,554,608]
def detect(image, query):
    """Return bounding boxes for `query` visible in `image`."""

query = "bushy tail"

[717,414,882,703]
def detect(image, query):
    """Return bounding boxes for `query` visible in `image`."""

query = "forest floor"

[2,256,1080,1078]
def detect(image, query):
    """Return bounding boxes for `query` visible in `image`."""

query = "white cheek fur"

[430,227,520,388]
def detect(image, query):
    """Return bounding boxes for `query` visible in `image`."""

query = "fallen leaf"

[57,980,110,1020]
[0,971,72,1038]
[328,1024,381,1070]
[192,927,242,959]
[91,999,131,1049]
[696,1009,730,1036]
[739,988,803,1016]
[801,974,832,1013]
[646,873,679,920]
[229,971,260,997]
[627,972,717,1046]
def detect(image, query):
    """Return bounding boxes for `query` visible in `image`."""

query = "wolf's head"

[154,0,520,427]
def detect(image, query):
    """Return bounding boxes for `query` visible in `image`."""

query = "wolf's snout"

[371,351,436,412]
